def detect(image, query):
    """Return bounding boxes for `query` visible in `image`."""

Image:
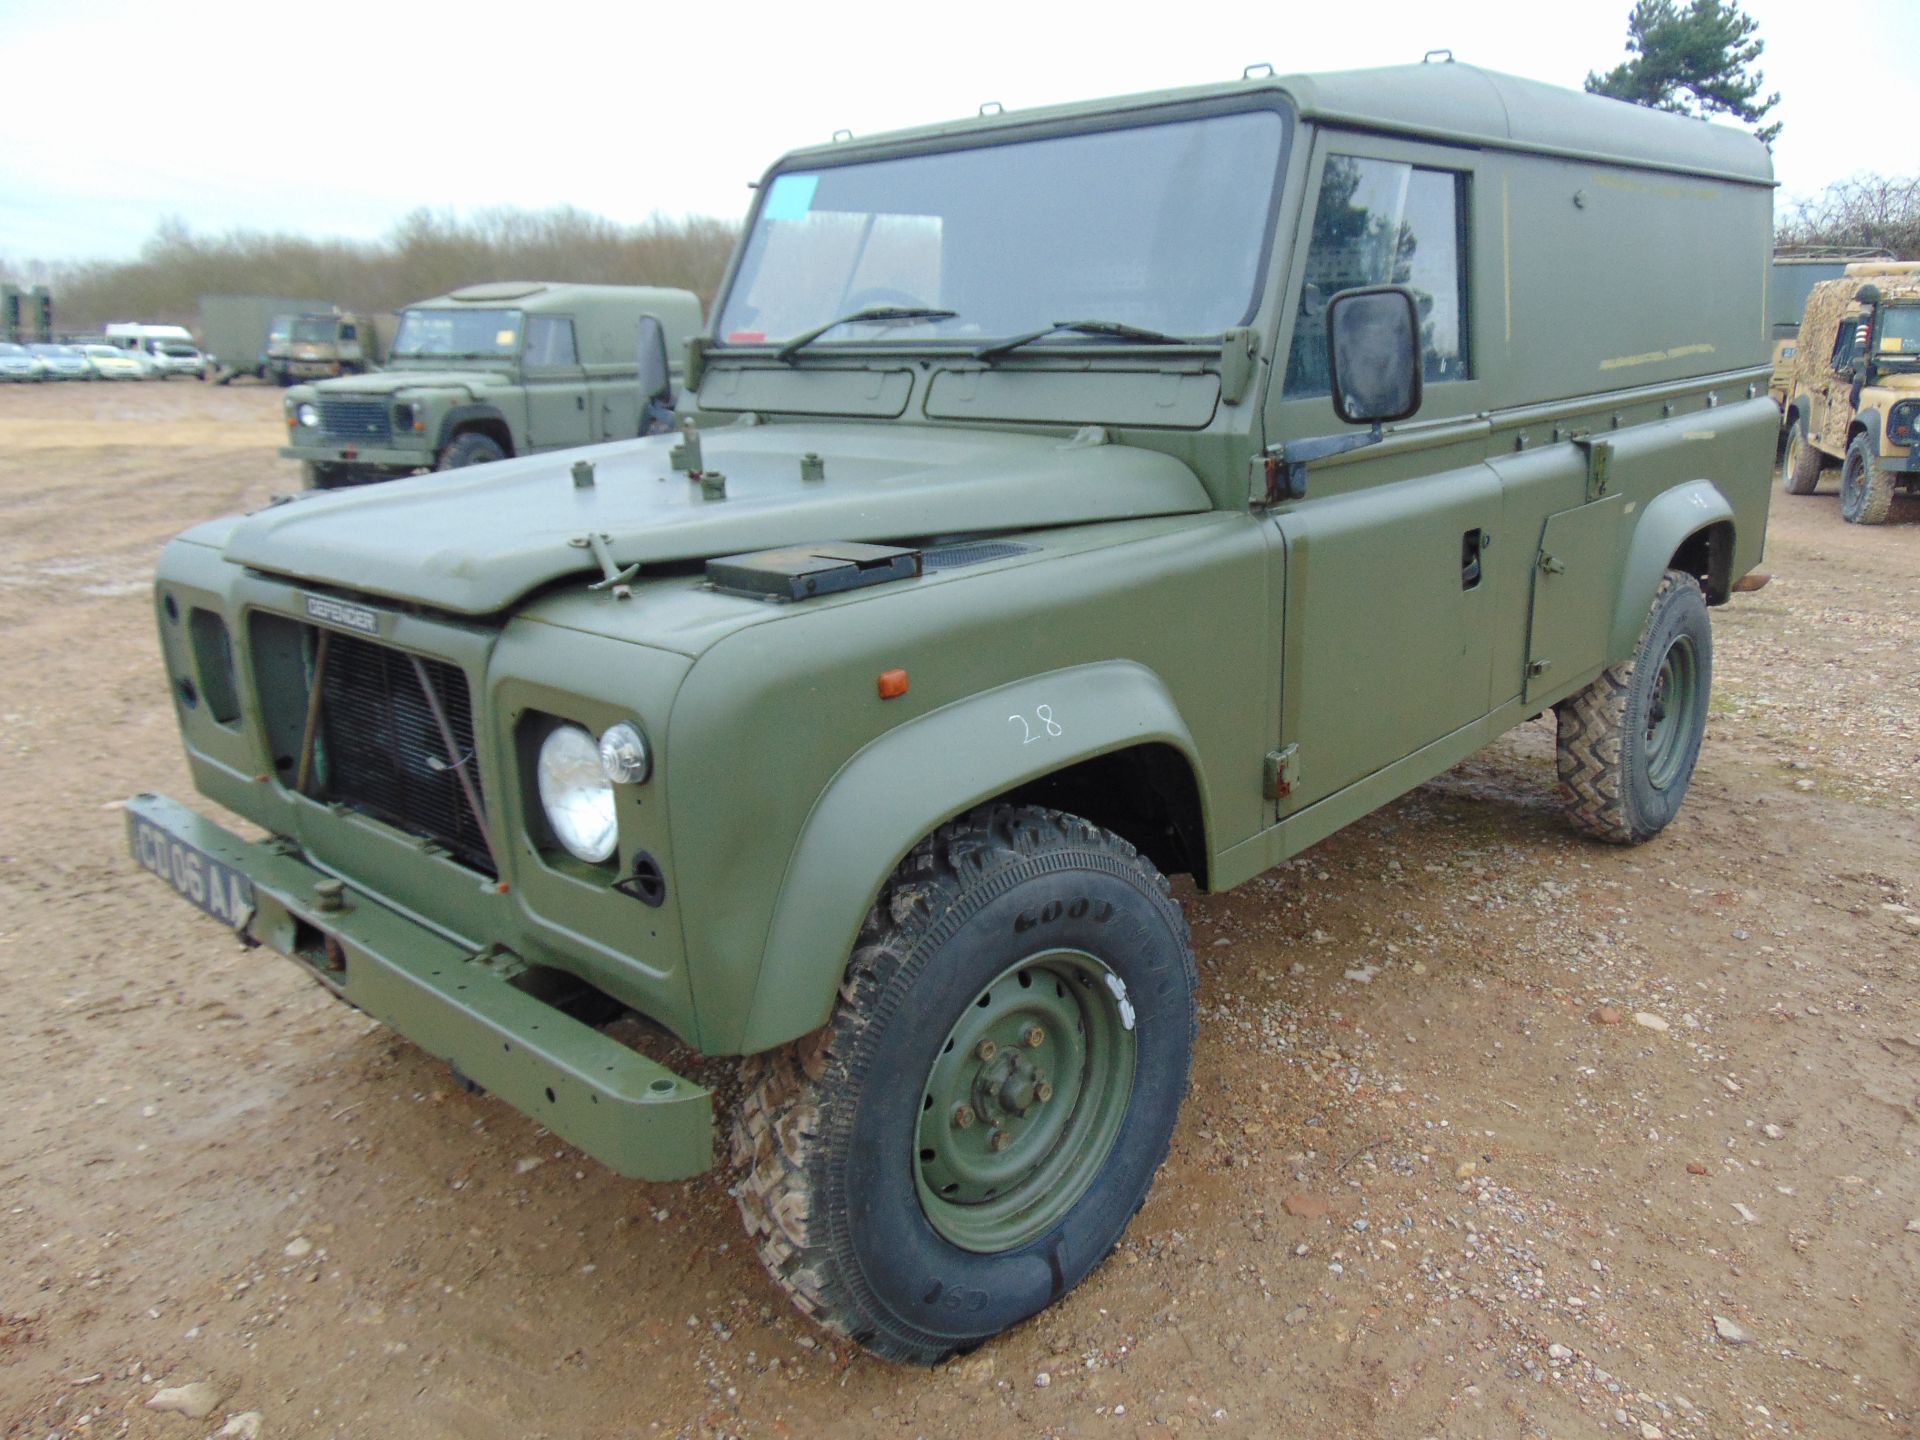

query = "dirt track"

[1,381,1916,1439]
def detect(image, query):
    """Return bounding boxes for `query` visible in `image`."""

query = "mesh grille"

[315,633,493,874]
[315,397,393,444]
[921,541,1035,571]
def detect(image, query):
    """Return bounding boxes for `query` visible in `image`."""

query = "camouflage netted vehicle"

[1780,262,1920,524]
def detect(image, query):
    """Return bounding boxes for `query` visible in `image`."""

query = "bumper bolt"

[952,1104,976,1130]
[990,1129,1012,1152]
[975,1039,998,1062]
[1023,1025,1046,1048]
[314,877,346,913]
[1034,1079,1054,1104]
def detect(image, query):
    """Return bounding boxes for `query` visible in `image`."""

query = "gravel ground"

[1,382,1916,1439]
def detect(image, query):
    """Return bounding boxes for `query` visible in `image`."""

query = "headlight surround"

[537,724,617,863]
[392,399,418,431]
[1889,400,1919,447]
[296,402,320,428]
[598,721,651,784]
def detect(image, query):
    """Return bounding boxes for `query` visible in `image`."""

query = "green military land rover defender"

[132,61,1775,1362]
[281,281,703,487]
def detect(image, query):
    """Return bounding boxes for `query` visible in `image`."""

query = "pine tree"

[1586,0,1781,145]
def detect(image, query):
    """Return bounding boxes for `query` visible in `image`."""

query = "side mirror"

[1325,284,1423,426]
[636,316,675,434]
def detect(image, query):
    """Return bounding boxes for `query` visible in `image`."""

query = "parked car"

[152,341,209,379]
[80,344,151,380]
[0,342,46,381]
[27,343,93,380]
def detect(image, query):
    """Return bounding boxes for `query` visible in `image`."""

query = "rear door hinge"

[1263,744,1300,802]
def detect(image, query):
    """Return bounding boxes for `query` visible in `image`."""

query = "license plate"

[128,812,255,930]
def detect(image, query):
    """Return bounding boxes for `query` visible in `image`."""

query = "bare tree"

[1776,174,1920,258]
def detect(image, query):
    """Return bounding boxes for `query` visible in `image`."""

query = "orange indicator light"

[877,668,910,700]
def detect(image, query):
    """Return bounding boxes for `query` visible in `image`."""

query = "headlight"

[537,724,616,863]
[1890,400,1918,447]
[598,721,651,784]
[297,402,320,427]
[392,400,417,430]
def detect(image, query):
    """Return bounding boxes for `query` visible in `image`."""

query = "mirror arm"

[1259,422,1384,503]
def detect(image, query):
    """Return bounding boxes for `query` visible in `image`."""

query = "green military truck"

[280,282,704,487]
[198,296,334,384]
[1779,261,1920,524]
[131,61,1775,1362]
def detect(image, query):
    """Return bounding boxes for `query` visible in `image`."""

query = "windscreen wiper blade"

[973,319,1192,364]
[775,306,959,364]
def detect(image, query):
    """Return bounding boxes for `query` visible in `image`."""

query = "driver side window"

[525,316,579,369]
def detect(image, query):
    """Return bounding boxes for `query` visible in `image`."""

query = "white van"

[103,323,208,379]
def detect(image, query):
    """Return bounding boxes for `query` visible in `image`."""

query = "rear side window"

[1284,155,1470,398]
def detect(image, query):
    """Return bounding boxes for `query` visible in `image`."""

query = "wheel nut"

[952,1104,975,1129]
[1023,1025,1046,1048]
[1034,1080,1053,1104]
[990,1129,1012,1152]
[975,1039,997,1062]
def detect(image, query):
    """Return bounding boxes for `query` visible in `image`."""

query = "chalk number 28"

[1008,704,1063,745]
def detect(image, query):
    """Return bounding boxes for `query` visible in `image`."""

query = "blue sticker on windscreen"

[762,173,820,221]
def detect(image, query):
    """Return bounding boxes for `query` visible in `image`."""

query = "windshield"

[717,108,1287,348]
[291,317,337,343]
[1875,304,1920,367]
[391,307,522,359]
[28,344,66,356]
[0,343,23,356]
[269,318,292,343]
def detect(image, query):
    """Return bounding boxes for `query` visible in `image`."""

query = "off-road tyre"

[1839,433,1895,525]
[731,804,1196,1364]
[435,432,506,470]
[1780,421,1823,495]
[1555,569,1712,845]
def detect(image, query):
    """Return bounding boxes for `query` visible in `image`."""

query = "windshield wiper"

[774,306,959,364]
[973,319,1192,365]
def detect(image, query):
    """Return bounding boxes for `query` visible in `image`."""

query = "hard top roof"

[777,60,1773,187]
[415,282,697,313]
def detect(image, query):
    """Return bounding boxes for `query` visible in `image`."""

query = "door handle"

[1461,528,1488,589]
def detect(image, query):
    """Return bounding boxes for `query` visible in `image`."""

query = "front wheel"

[435,432,506,470]
[1839,434,1896,525]
[1555,570,1712,844]
[732,805,1196,1363]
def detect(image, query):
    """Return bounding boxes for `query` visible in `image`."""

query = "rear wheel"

[1555,570,1712,845]
[732,805,1196,1363]
[436,432,506,470]
[1839,434,1896,525]
[1780,422,1823,495]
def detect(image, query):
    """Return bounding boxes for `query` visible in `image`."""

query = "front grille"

[314,633,494,874]
[316,397,392,444]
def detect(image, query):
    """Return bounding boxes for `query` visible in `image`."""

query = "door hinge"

[1263,744,1300,802]
[1571,434,1613,502]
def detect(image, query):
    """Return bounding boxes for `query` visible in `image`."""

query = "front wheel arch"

[731,664,1211,1056]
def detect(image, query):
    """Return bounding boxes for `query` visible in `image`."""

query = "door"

[522,315,591,450]
[1266,138,1494,811]
[1813,306,1868,456]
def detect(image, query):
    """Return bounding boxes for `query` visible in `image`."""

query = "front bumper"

[278,442,428,468]
[126,791,714,1181]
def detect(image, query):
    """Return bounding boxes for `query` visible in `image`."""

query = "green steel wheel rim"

[1644,632,1702,791]
[913,948,1138,1253]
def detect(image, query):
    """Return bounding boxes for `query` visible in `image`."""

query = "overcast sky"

[2,0,1914,266]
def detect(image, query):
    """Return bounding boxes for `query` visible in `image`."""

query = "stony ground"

[1,381,1916,1440]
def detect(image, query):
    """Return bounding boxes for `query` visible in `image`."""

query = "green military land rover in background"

[281,281,704,487]
[1779,261,1920,524]
[131,60,1776,1362]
